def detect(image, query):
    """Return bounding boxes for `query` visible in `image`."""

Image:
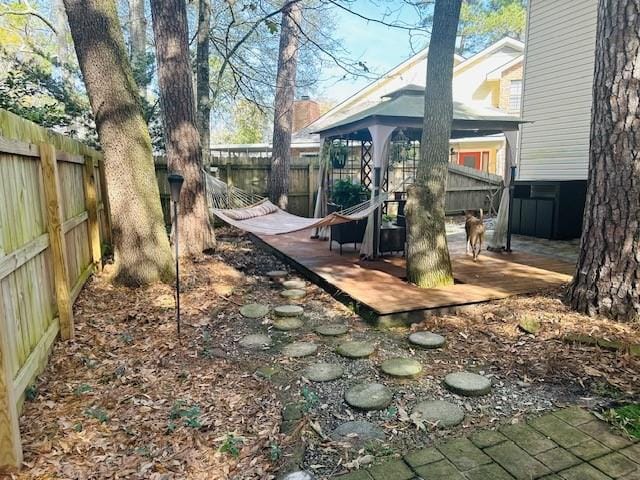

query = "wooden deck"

[254,231,574,325]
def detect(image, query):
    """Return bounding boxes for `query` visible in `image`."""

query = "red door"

[458,152,482,170]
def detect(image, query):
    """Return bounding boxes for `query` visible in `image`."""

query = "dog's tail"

[479,208,483,221]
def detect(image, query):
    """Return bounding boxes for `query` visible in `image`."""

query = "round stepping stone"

[281,289,306,300]
[282,341,318,358]
[239,333,272,349]
[266,270,287,279]
[409,331,445,349]
[331,421,385,443]
[380,358,423,377]
[240,303,269,319]
[412,400,465,428]
[345,383,393,410]
[444,371,492,396]
[275,305,304,317]
[302,362,344,382]
[273,317,304,331]
[336,341,375,359]
[283,279,306,290]
[281,472,315,480]
[315,324,348,336]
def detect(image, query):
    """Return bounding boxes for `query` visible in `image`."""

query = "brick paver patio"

[334,408,639,480]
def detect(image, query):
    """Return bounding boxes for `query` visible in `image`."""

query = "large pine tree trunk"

[150,0,216,256]
[268,1,302,210]
[64,0,174,286]
[406,0,462,288]
[568,0,640,321]
[196,0,211,163]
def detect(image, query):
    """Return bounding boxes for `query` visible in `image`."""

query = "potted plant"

[330,142,348,169]
[382,214,393,227]
[331,179,370,209]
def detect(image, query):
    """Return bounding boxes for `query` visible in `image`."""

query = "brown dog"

[465,209,485,261]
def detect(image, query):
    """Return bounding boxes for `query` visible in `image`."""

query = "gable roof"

[305,37,524,135]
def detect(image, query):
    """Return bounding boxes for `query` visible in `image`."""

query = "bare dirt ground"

[15,228,640,479]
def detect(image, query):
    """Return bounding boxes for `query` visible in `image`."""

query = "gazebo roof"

[313,87,523,140]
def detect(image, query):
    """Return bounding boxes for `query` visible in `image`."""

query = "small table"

[380,224,406,255]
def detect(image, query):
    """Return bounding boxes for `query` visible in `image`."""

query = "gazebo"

[311,85,523,258]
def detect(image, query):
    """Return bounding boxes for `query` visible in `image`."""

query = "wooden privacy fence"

[0,109,111,470]
[158,151,503,223]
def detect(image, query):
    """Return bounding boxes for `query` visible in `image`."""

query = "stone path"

[333,407,639,480]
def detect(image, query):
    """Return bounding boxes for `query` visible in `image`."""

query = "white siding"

[518,0,598,181]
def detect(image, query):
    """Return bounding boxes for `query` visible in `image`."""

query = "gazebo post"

[373,166,381,258]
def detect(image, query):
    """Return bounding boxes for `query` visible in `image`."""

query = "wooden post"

[40,144,74,340]
[82,156,102,269]
[96,156,112,246]
[307,161,314,217]
[0,300,22,471]
[226,163,232,187]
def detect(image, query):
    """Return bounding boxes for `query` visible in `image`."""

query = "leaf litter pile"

[17,228,640,479]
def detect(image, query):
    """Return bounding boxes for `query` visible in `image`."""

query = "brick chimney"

[292,96,320,132]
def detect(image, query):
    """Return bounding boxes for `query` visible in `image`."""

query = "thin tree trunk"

[129,0,146,63]
[406,0,462,288]
[268,1,302,210]
[54,0,71,81]
[196,0,211,163]
[150,0,216,257]
[64,0,174,286]
[567,0,640,321]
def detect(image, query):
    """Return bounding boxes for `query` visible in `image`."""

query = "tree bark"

[54,0,71,81]
[196,0,211,163]
[567,0,640,322]
[128,0,146,63]
[64,0,174,285]
[406,0,462,288]
[268,1,302,210]
[150,0,216,256]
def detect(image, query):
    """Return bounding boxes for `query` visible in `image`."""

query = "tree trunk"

[129,0,146,62]
[64,0,174,285]
[268,1,302,210]
[150,0,216,256]
[196,0,211,163]
[406,0,462,288]
[54,0,71,81]
[567,0,640,322]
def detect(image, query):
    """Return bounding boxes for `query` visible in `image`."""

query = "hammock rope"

[204,170,387,236]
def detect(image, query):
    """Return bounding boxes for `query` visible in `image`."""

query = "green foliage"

[169,400,202,429]
[331,179,370,209]
[219,434,243,457]
[25,384,38,401]
[74,384,93,395]
[269,442,282,461]
[85,407,109,423]
[300,385,319,412]
[220,100,267,144]
[420,0,527,56]
[605,404,640,439]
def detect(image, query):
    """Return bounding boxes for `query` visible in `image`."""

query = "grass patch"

[604,404,640,439]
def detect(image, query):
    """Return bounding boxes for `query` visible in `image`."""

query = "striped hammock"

[204,171,386,236]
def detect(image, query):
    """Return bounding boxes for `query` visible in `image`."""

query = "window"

[458,152,481,170]
[509,80,522,112]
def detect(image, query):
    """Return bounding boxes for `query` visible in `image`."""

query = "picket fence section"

[0,109,111,470]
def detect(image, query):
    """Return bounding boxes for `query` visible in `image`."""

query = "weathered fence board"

[0,109,110,471]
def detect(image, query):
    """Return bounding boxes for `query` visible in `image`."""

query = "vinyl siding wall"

[518,0,598,181]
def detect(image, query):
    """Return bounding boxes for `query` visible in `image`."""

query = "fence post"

[308,161,313,217]
[96,156,112,246]
[0,302,22,471]
[40,143,74,340]
[226,163,232,187]
[83,156,102,270]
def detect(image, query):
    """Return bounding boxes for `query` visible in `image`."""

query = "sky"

[314,0,430,105]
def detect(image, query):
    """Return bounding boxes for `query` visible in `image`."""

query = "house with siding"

[212,37,525,176]
[514,0,597,239]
